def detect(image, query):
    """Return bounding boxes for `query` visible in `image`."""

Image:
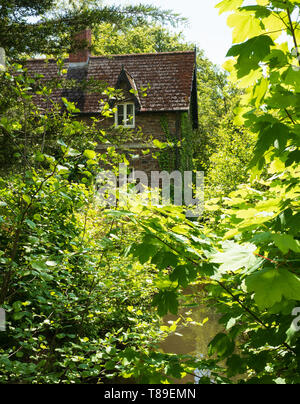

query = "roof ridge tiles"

[89,50,195,59]
[25,50,195,63]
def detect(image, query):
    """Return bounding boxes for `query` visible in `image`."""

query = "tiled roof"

[25,51,196,114]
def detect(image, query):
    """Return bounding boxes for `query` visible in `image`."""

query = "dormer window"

[115,102,135,128]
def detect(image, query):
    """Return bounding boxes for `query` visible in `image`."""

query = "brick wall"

[79,111,183,173]
[83,111,180,141]
[125,148,160,177]
[135,111,178,142]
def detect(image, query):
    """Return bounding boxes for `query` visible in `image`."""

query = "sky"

[121,0,233,66]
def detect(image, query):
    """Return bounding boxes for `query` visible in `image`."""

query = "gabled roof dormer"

[115,65,141,112]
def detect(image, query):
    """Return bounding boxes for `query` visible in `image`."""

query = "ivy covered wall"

[158,112,196,173]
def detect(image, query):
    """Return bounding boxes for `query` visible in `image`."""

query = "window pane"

[117,105,124,126]
[127,104,133,116]
[126,104,134,125]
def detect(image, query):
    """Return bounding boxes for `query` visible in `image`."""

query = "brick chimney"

[69,28,91,64]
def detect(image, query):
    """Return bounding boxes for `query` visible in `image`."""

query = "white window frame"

[115,102,135,128]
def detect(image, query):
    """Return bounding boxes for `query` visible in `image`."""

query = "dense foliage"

[1,0,299,385]
[0,0,181,58]
[0,64,203,383]
[93,23,191,55]
[204,116,256,199]
[127,0,300,384]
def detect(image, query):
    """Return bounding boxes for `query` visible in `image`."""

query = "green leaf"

[198,262,215,276]
[211,241,259,273]
[152,290,179,316]
[169,265,198,287]
[251,122,290,166]
[151,251,179,269]
[23,195,31,205]
[61,97,80,113]
[84,150,97,160]
[57,139,67,147]
[31,261,47,271]
[25,219,36,229]
[56,165,69,175]
[152,139,167,149]
[227,13,263,44]
[66,148,81,157]
[226,354,246,377]
[286,324,299,345]
[208,333,235,360]
[216,0,243,15]
[13,312,25,320]
[226,317,237,330]
[45,260,58,267]
[272,234,300,254]
[283,66,300,92]
[245,268,300,309]
[104,210,134,218]
[131,235,161,264]
[227,35,274,77]
[240,5,271,18]
[105,360,116,370]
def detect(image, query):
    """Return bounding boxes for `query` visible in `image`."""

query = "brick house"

[25,29,199,173]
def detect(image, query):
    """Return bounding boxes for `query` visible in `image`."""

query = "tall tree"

[92,23,191,55]
[0,0,182,58]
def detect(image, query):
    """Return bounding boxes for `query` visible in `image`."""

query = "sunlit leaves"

[216,0,244,15]
[61,97,80,114]
[257,0,269,5]
[83,149,97,160]
[253,77,269,107]
[272,233,300,254]
[245,268,300,309]
[250,121,291,168]
[262,12,287,40]
[227,35,274,77]
[22,195,31,205]
[205,0,300,383]
[227,12,263,43]
[283,67,300,92]
[211,241,259,273]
